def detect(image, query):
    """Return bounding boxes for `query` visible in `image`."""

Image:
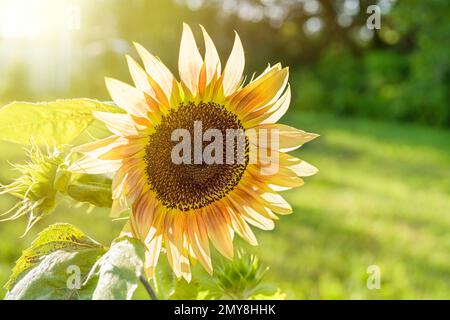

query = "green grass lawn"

[0,111,449,299]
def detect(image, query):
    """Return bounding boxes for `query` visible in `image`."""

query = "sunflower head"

[0,143,69,235]
[70,23,318,281]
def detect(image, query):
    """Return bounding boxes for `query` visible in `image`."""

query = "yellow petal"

[127,56,169,112]
[222,31,245,96]
[98,137,146,160]
[72,135,121,157]
[238,186,279,220]
[289,160,319,177]
[198,63,207,97]
[186,213,213,274]
[105,77,149,119]
[112,157,146,204]
[68,156,121,174]
[200,25,221,85]
[126,55,154,96]
[267,175,304,190]
[143,206,164,245]
[203,206,234,260]
[260,84,291,124]
[247,164,304,191]
[111,198,128,218]
[131,193,156,240]
[178,23,203,96]
[232,66,288,115]
[222,200,258,246]
[144,226,163,279]
[134,42,175,101]
[93,111,141,136]
[244,85,291,127]
[227,192,275,230]
[252,123,319,152]
[165,213,183,279]
[259,192,293,215]
[180,224,192,282]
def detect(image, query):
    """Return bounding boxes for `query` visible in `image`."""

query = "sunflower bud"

[212,250,269,299]
[0,143,68,235]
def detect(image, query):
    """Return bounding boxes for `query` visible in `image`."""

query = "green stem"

[140,275,158,300]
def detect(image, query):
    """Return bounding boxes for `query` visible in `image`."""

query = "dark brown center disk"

[144,102,249,211]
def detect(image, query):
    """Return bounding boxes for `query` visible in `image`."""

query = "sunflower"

[70,24,318,282]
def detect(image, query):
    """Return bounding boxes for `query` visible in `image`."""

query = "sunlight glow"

[0,1,43,38]
[0,0,78,39]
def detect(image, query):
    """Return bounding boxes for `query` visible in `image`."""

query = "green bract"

[0,143,68,234]
[0,145,114,235]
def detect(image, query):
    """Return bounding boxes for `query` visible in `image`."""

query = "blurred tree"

[1,0,448,126]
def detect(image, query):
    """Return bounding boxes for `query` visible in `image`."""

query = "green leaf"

[84,237,145,300]
[152,261,177,299]
[151,258,210,300]
[0,99,121,146]
[5,225,146,300]
[5,223,106,300]
[169,278,212,300]
[249,288,287,300]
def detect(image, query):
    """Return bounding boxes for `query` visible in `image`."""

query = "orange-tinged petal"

[98,137,147,160]
[126,55,154,96]
[144,216,163,279]
[243,85,291,127]
[227,192,275,231]
[203,206,234,260]
[198,63,207,97]
[186,213,213,274]
[127,55,170,112]
[72,135,121,157]
[260,85,291,124]
[178,23,203,96]
[232,66,288,116]
[200,25,221,85]
[259,192,293,215]
[252,123,319,152]
[143,205,164,244]
[131,193,157,240]
[237,186,279,220]
[248,164,305,190]
[222,200,258,246]
[165,213,183,278]
[112,157,146,205]
[134,42,175,101]
[180,221,192,282]
[222,31,245,96]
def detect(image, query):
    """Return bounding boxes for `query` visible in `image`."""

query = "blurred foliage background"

[0,0,449,299]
